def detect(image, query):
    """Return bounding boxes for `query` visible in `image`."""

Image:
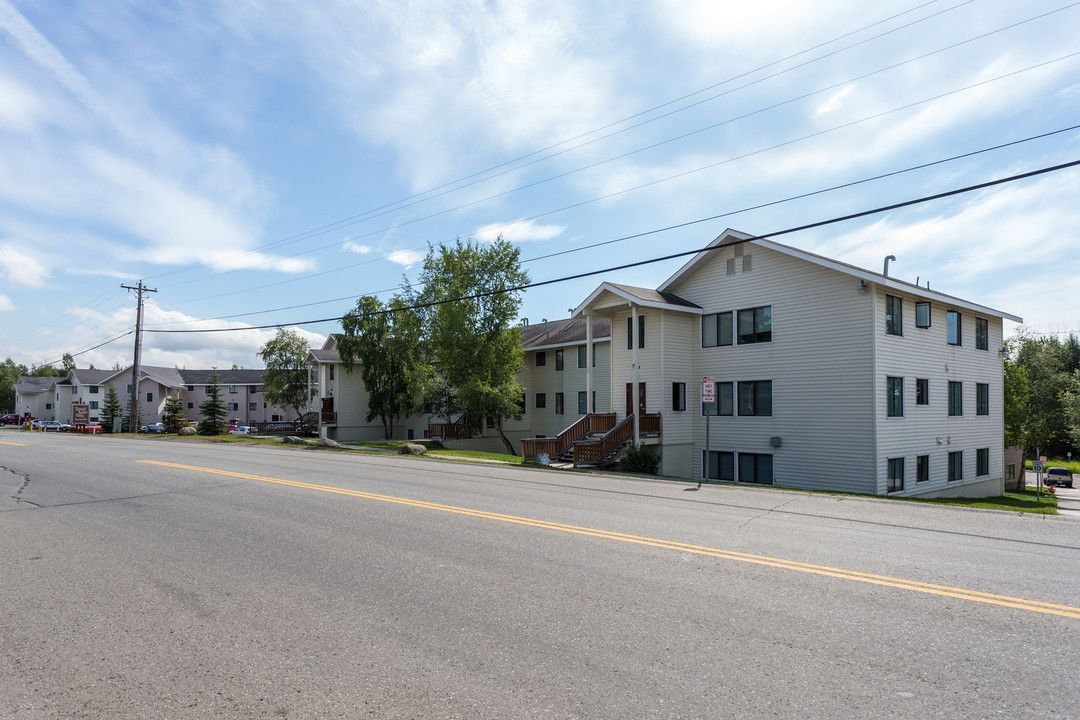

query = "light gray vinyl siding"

[506,342,612,439]
[874,289,1005,494]
[666,242,877,492]
[611,309,662,419]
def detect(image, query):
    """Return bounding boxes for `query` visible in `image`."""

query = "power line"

[158,47,1080,307]
[143,124,1080,328]
[140,0,974,284]
[143,156,1080,334]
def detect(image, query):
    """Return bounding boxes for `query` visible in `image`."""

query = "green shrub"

[620,443,659,474]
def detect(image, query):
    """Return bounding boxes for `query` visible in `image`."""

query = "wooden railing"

[573,413,662,467]
[428,415,479,440]
[320,411,337,425]
[520,413,616,462]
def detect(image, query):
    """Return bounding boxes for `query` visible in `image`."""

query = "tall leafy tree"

[162,395,188,433]
[258,328,315,420]
[338,289,432,439]
[0,358,29,412]
[101,385,123,433]
[61,353,76,372]
[1005,331,1080,457]
[418,237,529,454]
[198,370,228,435]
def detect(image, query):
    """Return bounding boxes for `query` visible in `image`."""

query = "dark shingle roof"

[606,283,701,309]
[522,317,611,349]
[178,369,267,385]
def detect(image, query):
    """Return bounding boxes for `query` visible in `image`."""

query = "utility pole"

[121,281,157,432]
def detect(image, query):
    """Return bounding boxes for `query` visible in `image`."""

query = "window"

[146,392,153,403]
[248,402,257,412]
[229,402,240,412]
[885,295,902,336]
[703,450,735,481]
[186,385,194,391]
[45,403,52,410]
[976,317,989,351]
[72,386,78,395]
[578,391,588,415]
[592,390,596,413]
[535,393,546,409]
[578,344,587,368]
[187,403,194,409]
[738,453,774,485]
[554,393,564,415]
[228,385,239,394]
[916,378,929,405]
[886,377,903,417]
[976,383,989,416]
[948,451,963,482]
[737,306,772,344]
[977,448,989,476]
[89,386,99,394]
[701,312,733,348]
[915,302,931,328]
[1006,464,1015,482]
[672,382,686,412]
[737,380,772,416]
[518,393,526,414]
[249,385,258,393]
[535,351,546,367]
[948,381,963,416]
[555,349,564,371]
[89,401,99,410]
[639,314,645,348]
[947,310,961,345]
[127,384,132,393]
[329,365,335,381]
[887,457,904,493]
[917,455,929,483]
[702,382,733,416]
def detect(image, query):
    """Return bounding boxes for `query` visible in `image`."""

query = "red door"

[625,383,646,416]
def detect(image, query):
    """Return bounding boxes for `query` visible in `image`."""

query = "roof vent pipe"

[522,318,528,327]
[883,255,896,277]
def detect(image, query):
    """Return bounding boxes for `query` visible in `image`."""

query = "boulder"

[535,452,550,466]
[398,443,427,455]
[317,437,340,448]
[283,436,314,445]
[177,426,196,436]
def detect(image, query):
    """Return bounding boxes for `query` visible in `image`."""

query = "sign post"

[702,377,714,481]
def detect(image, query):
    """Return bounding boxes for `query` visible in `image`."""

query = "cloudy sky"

[1,0,1077,370]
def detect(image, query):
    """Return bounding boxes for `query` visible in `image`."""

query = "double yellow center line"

[141,460,1080,619]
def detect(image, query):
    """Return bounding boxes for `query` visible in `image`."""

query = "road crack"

[736,497,795,532]
[3,466,39,507]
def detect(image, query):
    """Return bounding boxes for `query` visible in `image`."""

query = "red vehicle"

[82,422,104,434]
[0,413,22,425]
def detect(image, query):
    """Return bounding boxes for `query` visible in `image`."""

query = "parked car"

[1046,467,1074,488]
[39,420,67,432]
[0,413,22,425]
[82,422,104,434]
[139,423,166,434]
[224,424,238,434]
[228,425,252,435]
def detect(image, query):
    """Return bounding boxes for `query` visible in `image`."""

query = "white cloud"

[386,249,424,268]
[0,242,49,287]
[0,293,14,311]
[471,219,565,243]
[816,85,855,114]
[343,241,373,254]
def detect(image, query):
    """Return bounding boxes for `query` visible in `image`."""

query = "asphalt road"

[1,430,1078,719]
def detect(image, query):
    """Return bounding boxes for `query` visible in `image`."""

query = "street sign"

[1032,461,1045,473]
[701,376,715,403]
[73,404,89,424]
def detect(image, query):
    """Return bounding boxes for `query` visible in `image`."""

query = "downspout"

[586,314,593,414]
[632,304,640,446]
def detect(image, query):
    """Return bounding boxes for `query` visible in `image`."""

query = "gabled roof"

[657,229,1023,323]
[308,348,341,364]
[14,376,55,394]
[572,282,702,318]
[522,317,611,350]
[66,369,116,386]
[178,369,266,386]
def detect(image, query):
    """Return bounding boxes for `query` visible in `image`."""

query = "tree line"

[1005,331,1080,458]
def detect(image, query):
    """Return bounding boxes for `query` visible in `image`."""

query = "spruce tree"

[198,370,228,435]
[101,385,123,433]
[162,395,188,433]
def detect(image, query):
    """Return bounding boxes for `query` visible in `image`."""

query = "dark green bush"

[620,443,659,474]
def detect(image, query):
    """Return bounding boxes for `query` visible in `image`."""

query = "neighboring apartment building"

[569,229,1019,497]
[13,366,310,426]
[308,320,613,447]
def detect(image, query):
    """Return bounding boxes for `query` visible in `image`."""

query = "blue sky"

[1,0,1078,370]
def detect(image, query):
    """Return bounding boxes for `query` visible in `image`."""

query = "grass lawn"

[899,486,1058,514]
[1025,458,1080,474]
[350,439,524,464]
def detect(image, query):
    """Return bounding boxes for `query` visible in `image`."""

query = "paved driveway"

[1026,470,1080,518]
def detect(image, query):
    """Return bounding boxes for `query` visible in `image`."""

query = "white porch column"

[585,314,593,413]
[632,304,640,446]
